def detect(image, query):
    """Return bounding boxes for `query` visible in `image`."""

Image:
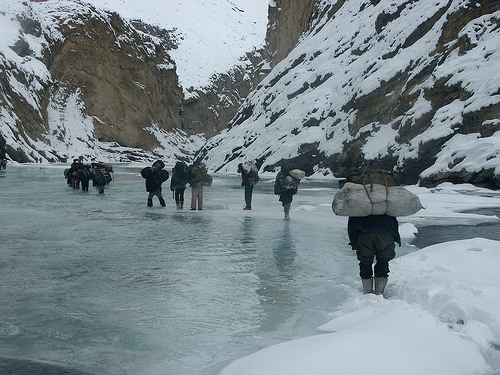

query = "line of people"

[142,160,212,210]
[64,157,402,297]
[142,159,305,222]
[143,160,401,296]
[65,157,113,194]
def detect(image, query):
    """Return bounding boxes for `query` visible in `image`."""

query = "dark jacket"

[348,215,401,250]
[171,162,188,190]
[142,166,168,192]
[274,167,299,195]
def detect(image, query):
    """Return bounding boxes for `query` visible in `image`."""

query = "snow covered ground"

[219,183,500,375]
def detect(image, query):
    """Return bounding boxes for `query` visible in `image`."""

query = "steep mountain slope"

[0,0,268,163]
[198,0,500,188]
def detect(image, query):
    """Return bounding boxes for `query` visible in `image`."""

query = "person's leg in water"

[244,184,253,210]
[279,191,294,221]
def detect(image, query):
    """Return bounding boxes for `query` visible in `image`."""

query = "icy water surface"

[0,164,415,375]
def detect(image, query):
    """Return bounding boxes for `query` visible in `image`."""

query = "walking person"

[92,162,113,194]
[171,161,188,209]
[141,160,169,206]
[69,158,85,189]
[238,161,259,210]
[187,162,212,210]
[274,163,304,221]
[348,214,401,295]
[79,165,94,192]
[338,169,403,296]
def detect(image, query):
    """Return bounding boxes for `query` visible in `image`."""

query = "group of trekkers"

[141,159,305,221]
[64,157,113,194]
[142,159,405,297]
[141,160,213,210]
[64,156,409,297]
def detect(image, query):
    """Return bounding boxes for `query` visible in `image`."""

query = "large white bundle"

[289,169,306,179]
[332,182,423,217]
[385,186,424,216]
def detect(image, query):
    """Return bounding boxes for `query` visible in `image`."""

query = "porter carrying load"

[332,170,423,217]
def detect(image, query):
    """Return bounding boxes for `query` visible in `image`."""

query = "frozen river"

[0,164,433,374]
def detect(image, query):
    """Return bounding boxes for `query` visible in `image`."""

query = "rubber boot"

[283,204,291,221]
[159,197,166,207]
[362,278,373,294]
[374,277,388,296]
[147,198,153,207]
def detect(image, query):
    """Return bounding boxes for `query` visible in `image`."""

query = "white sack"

[386,186,424,216]
[289,169,306,179]
[332,182,423,217]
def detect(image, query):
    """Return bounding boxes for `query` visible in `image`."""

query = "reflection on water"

[273,224,297,276]
[256,223,299,332]
[0,165,420,375]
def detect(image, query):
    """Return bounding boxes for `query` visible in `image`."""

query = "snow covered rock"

[198,0,500,188]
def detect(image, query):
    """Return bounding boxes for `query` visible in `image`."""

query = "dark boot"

[147,198,153,207]
[159,197,166,207]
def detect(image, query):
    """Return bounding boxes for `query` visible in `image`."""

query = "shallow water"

[0,165,370,375]
[412,207,500,248]
[2,165,499,375]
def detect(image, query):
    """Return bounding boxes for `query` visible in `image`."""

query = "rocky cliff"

[197,0,500,188]
[1,1,192,163]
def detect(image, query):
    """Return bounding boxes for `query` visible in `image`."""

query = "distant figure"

[238,161,259,210]
[92,162,113,194]
[79,165,94,192]
[345,170,401,296]
[69,159,85,189]
[274,163,304,221]
[171,161,188,209]
[141,160,169,206]
[0,135,7,169]
[187,162,212,210]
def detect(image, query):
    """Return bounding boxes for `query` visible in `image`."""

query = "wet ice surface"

[0,165,423,374]
[0,165,358,374]
[412,205,500,248]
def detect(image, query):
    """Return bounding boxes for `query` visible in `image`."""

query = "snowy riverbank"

[219,183,500,375]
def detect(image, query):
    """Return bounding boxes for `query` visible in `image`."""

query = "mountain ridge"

[197,0,500,188]
[1,0,499,189]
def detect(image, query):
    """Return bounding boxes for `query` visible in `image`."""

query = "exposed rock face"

[180,49,271,138]
[197,0,500,189]
[1,1,184,162]
[43,5,182,150]
[266,0,315,67]
[46,13,182,150]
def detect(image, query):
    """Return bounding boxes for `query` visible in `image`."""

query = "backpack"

[171,162,188,189]
[200,166,212,187]
[242,162,259,185]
